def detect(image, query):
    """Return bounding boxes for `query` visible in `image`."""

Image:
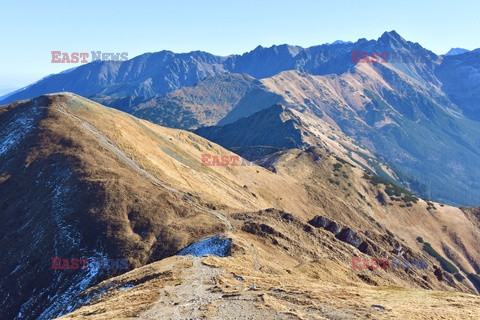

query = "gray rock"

[281,213,295,222]
[308,215,332,228]
[336,228,363,247]
[308,215,341,235]
[326,221,341,235]
[358,241,374,255]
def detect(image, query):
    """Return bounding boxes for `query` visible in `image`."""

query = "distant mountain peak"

[380,30,402,38]
[445,48,470,56]
[325,40,353,45]
[378,30,407,45]
[250,44,302,57]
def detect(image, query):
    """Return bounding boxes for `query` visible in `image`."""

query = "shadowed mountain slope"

[195,65,480,205]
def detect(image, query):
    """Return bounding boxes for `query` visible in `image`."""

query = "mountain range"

[2,31,479,206]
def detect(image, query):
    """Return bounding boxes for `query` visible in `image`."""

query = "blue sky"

[0,0,479,94]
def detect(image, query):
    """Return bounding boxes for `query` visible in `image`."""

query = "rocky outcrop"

[336,228,363,248]
[309,215,366,250]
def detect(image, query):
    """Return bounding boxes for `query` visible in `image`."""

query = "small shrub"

[386,229,394,237]
[335,156,348,164]
[403,194,419,203]
[364,175,418,204]
[468,274,480,291]
[376,192,387,205]
[423,242,459,274]
[416,236,424,243]
[454,273,465,282]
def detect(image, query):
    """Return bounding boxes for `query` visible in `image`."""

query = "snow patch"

[0,101,41,156]
[119,283,135,290]
[177,235,231,257]
[34,250,108,319]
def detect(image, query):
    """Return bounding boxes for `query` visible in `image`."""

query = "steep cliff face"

[436,50,480,121]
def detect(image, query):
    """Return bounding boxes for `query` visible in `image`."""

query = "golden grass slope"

[57,207,480,319]
[3,93,478,319]
[45,92,479,282]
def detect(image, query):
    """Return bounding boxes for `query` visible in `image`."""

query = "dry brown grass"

[3,93,479,319]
